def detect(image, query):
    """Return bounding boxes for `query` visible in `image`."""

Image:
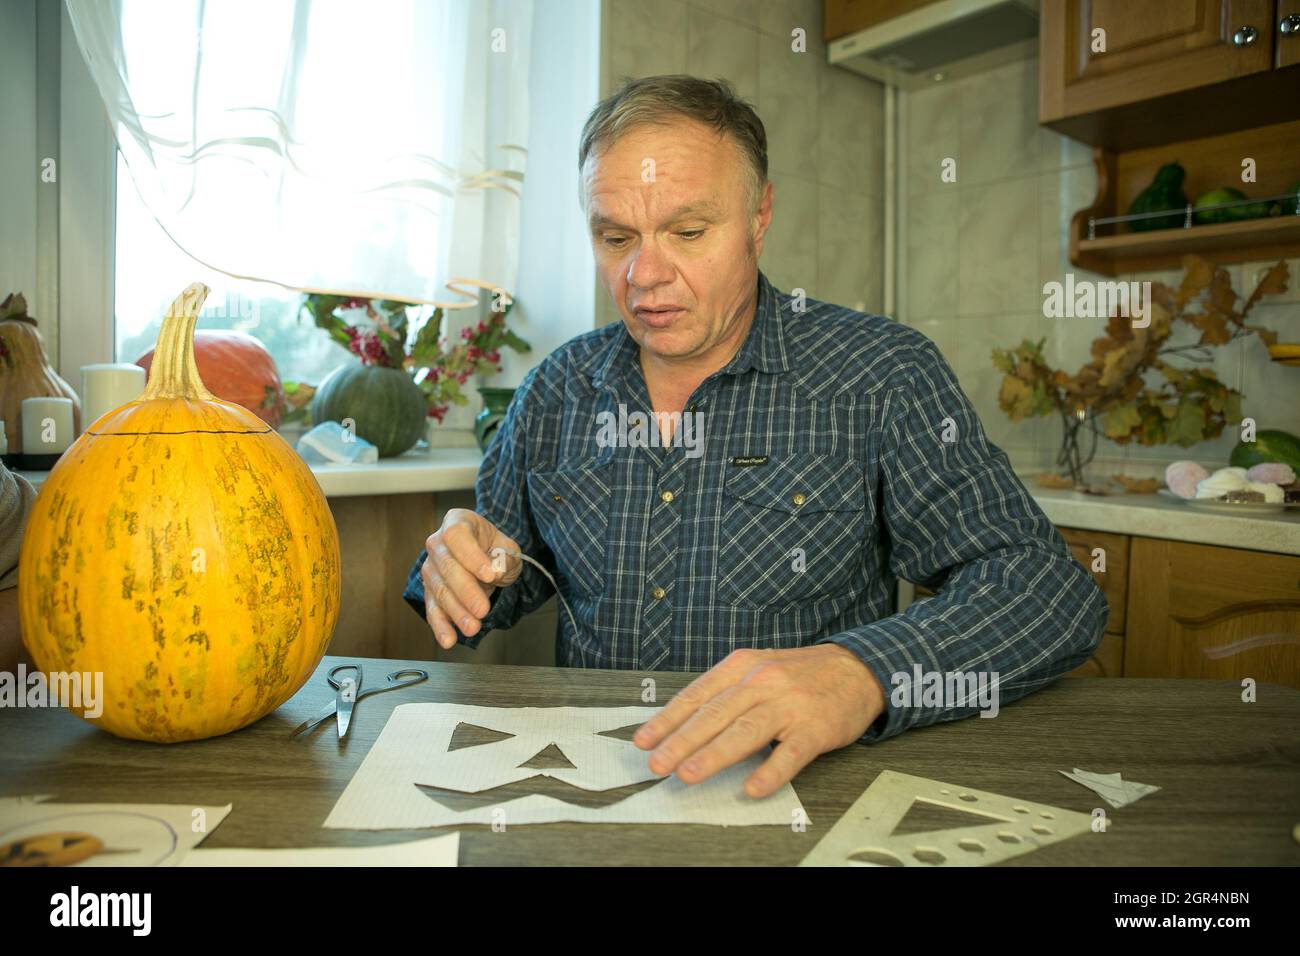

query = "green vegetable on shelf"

[1193,187,1271,224]
[1127,162,1188,232]
[1281,180,1300,217]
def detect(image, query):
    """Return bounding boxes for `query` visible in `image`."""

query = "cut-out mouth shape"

[414,775,666,811]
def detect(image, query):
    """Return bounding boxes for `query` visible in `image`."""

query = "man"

[402,75,1107,800]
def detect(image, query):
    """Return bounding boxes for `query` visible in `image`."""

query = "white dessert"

[1245,480,1285,504]
[1195,466,1249,499]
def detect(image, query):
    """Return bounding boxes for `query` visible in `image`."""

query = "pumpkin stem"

[140,283,216,401]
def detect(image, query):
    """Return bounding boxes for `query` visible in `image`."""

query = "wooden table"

[4,656,1299,865]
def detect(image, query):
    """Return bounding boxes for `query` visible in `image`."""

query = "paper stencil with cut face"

[323,703,806,829]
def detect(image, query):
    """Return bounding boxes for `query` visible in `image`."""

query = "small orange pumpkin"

[18,284,340,742]
[135,329,286,427]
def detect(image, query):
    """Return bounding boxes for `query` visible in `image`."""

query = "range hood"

[828,0,1040,90]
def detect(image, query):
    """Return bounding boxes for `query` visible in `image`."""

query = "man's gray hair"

[578,75,769,213]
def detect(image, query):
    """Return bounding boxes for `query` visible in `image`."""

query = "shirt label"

[730,455,769,467]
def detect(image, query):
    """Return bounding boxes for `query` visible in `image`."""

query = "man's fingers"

[420,562,458,650]
[647,682,763,776]
[425,597,458,650]
[421,558,477,641]
[486,532,524,586]
[442,514,500,584]
[744,734,819,799]
[663,699,778,785]
[634,649,767,750]
[428,536,492,632]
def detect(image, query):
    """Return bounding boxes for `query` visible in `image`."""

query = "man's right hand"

[421,508,522,649]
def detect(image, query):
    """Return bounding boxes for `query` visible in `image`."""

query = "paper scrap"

[1059,768,1160,809]
[181,832,458,867]
[0,795,231,866]
[323,703,806,828]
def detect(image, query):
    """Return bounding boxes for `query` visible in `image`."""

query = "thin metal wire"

[489,547,581,638]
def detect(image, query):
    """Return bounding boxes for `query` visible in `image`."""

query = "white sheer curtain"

[66,0,532,308]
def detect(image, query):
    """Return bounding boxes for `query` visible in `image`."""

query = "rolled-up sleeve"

[401,366,557,647]
[818,334,1108,742]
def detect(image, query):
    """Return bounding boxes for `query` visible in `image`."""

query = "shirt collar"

[588,270,791,389]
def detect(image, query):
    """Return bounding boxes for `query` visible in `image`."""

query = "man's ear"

[751,180,774,259]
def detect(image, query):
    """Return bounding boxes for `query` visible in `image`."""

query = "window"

[113,151,344,388]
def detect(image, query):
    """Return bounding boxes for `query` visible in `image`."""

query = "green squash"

[1128,162,1188,232]
[310,364,428,458]
[1229,429,1300,472]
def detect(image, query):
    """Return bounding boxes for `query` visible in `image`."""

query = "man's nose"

[626,240,674,289]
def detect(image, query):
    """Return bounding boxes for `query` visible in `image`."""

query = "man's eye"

[678,229,704,240]
[602,236,629,248]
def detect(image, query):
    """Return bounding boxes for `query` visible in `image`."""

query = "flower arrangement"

[299,292,530,423]
[993,255,1284,489]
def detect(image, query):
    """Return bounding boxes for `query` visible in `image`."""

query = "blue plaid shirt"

[403,271,1108,741]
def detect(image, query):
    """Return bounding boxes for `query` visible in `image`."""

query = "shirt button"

[792,492,807,506]
[660,490,675,503]
[651,586,666,600]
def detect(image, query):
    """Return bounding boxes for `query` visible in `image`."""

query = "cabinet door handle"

[1281,14,1300,35]
[1232,24,1258,45]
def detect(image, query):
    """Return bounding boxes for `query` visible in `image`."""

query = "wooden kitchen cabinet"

[909,528,1300,687]
[1042,0,1274,109]
[1040,0,1300,149]
[1057,527,1128,677]
[1126,537,1300,688]
[1058,527,1128,633]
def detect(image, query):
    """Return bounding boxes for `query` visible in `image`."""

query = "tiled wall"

[596,0,885,326]
[901,56,1300,480]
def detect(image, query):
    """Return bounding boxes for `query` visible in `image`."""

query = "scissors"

[292,663,428,739]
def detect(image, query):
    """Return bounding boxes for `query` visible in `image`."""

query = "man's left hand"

[632,644,886,798]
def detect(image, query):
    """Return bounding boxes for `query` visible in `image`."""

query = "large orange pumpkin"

[18,284,340,743]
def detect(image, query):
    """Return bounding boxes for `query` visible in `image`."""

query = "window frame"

[47,0,117,383]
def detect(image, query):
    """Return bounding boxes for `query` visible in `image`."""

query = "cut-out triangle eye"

[594,723,643,742]
[518,742,575,770]
[447,722,516,752]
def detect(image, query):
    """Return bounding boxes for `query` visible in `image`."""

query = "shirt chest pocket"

[526,462,612,599]
[717,454,868,609]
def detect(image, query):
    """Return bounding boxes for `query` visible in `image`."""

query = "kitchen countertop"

[15,450,1300,555]
[16,444,483,499]
[1024,484,1300,556]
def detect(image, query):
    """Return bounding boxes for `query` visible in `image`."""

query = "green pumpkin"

[310,364,428,458]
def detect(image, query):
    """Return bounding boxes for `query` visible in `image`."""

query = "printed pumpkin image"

[17,284,341,743]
